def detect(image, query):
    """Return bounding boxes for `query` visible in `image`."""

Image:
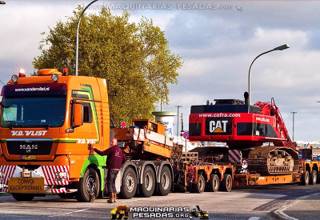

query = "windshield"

[1,97,66,128]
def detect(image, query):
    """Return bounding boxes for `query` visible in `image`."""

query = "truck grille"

[7,140,52,155]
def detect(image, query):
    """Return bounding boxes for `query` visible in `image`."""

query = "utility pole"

[291,111,297,141]
[176,105,182,136]
[180,112,184,133]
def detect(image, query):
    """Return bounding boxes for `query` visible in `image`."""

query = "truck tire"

[77,167,100,202]
[302,171,310,185]
[157,166,172,196]
[192,174,205,193]
[311,170,317,185]
[221,174,232,192]
[209,174,220,192]
[141,166,156,197]
[12,193,34,201]
[120,167,137,199]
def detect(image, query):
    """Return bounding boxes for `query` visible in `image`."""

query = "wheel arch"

[86,163,101,180]
[117,161,139,191]
[306,163,311,172]
[198,169,209,182]
[139,161,157,184]
[312,164,318,172]
[156,161,174,185]
[211,169,222,180]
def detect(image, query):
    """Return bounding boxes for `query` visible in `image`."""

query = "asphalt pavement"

[0,184,319,219]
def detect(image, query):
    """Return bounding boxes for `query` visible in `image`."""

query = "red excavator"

[189,93,299,176]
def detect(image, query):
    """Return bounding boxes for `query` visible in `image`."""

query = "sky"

[1,0,320,142]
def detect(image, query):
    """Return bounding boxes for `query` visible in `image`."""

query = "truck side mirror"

[72,103,83,128]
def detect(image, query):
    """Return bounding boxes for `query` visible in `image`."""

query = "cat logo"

[209,120,228,133]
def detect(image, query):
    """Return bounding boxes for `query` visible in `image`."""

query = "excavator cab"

[189,98,289,149]
[133,119,166,135]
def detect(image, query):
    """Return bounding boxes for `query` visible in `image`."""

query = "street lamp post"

[291,111,297,141]
[247,44,289,112]
[75,0,99,76]
[176,105,182,136]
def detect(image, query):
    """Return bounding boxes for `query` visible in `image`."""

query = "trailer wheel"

[302,171,310,185]
[221,174,232,192]
[77,167,100,202]
[120,167,137,199]
[210,174,220,192]
[141,166,156,197]
[192,174,205,193]
[158,166,172,196]
[12,193,34,201]
[311,170,317,185]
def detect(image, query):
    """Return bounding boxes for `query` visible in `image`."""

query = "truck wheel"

[158,166,172,196]
[141,166,156,197]
[210,174,220,192]
[302,171,310,185]
[311,170,317,185]
[77,167,100,202]
[12,193,34,201]
[120,167,137,199]
[221,174,232,192]
[192,174,205,193]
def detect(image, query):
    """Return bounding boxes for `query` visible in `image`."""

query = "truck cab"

[0,69,110,201]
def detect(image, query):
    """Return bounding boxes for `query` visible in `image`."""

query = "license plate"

[8,178,44,193]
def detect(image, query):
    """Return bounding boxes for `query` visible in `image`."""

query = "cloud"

[165,24,320,141]
[0,1,78,79]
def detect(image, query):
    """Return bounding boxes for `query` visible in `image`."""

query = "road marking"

[48,208,90,218]
[273,192,320,220]
[248,217,260,220]
[274,207,298,220]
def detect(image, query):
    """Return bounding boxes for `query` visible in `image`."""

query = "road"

[0,184,320,220]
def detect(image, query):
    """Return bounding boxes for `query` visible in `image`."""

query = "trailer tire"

[158,166,172,196]
[77,167,100,202]
[12,193,34,201]
[192,174,205,193]
[141,166,156,197]
[120,167,137,199]
[221,174,232,192]
[311,170,317,185]
[210,174,220,192]
[302,171,310,185]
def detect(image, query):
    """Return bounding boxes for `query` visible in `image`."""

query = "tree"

[33,7,182,125]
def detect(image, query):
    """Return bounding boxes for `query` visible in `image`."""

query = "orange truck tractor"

[0,69,110,201]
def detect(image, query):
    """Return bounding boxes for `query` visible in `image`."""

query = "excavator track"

[246,146,299,175]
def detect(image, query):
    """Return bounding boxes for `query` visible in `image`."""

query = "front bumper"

[0,165,71,194]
